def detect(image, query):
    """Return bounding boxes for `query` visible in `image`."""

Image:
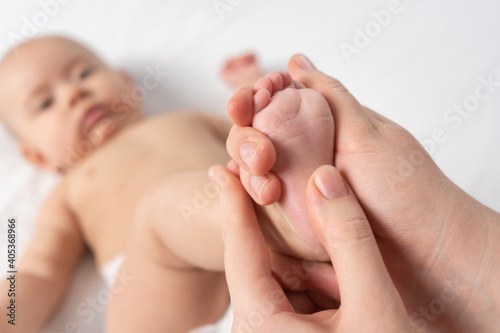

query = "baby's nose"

[58,82,89,108]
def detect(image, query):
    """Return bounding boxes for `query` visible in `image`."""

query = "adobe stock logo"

[421,74,500,156]
[7,0,73,47]
[340,0,405,64]
[213,0,244,20]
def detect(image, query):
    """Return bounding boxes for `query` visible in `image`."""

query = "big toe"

[227,86,254,126]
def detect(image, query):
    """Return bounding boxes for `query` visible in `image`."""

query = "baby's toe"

[254,76,273,94]
[253,89,271,114]
[227,86,254,126]
[265,71,294,94]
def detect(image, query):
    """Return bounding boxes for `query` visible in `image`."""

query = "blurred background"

[0,0,499,331]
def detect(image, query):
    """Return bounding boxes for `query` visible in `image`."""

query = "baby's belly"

[71,150,196,265]
[74,176,151,266]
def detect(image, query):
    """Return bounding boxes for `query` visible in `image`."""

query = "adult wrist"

[426,182,500,331]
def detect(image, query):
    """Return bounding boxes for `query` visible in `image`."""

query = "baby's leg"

[106,91,337,329]
[227,71,335,259]
[106,172,230,332]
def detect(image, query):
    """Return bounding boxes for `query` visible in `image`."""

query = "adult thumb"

[305,165,401,309]
[287,54,372,131]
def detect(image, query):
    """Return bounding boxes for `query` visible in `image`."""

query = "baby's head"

[0,36,142,172]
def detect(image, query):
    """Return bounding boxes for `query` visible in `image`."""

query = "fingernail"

[314,166,348,199]
[240,142,259,170]
[295,54,316,70]
[250,174,270,200]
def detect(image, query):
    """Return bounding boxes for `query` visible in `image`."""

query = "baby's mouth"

[82,104,107,133]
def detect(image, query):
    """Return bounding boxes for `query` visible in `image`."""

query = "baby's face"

[0,37,141,172]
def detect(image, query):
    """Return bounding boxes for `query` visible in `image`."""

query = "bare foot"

[221,53,264,88]
[226,71,334,258]
[227,55,500,331]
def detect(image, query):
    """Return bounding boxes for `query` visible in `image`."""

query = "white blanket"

[1,0,499,332]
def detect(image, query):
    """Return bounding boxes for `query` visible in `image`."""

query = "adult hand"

[209,164,417,333]
[225,54,500,332]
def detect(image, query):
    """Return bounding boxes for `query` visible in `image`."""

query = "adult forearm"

[452,200,500,331]
[422,185,500,332]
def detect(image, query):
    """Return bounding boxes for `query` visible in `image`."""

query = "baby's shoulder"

[135,109,220,135]
[35,178,80,231]
[42,179,70,209]
[148,109,211,125]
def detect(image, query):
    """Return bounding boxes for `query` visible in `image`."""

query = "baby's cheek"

[96,77,128,107]
[49,128,71,156]
[116,79,134,100]
[49,125,83,164]
[87,71,119,97]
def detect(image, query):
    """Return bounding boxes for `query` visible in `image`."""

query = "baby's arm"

[0,183,86,332]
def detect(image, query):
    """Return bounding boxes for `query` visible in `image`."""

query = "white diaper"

[100,254,233,332]
[100,253,126,287]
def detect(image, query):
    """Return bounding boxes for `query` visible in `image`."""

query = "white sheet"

[0,0,499,332]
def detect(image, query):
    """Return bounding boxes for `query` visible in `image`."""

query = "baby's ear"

[116,70,134,88]
[19,143,59,172]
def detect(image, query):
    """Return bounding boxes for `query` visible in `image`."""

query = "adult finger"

[226,125,276,177]
[209,165,292,315]
[287,54,375,134]
[305,165,403,310]
[269,251,340,302]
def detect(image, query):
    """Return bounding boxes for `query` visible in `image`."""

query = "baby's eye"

[39,98,53,111]
[79,67,94,80]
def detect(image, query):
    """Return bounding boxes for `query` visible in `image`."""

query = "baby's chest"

[67,141,166,219]
[66,122,225,218]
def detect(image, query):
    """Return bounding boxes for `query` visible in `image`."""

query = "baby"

[0,37,335,332]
